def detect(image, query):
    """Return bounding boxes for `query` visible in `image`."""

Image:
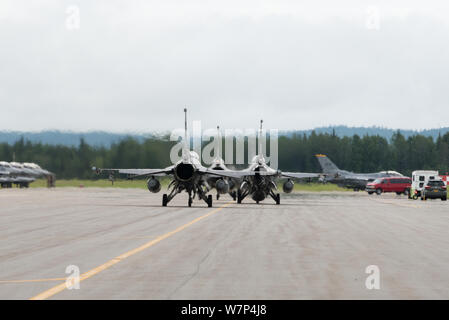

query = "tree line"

[1,131,448,179]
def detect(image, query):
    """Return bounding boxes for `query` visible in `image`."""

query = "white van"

[411,170,440,199]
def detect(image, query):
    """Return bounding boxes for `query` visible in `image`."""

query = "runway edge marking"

[29,202,232,300]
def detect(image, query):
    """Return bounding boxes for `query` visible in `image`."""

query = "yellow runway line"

[30,202,231,300]
[0,278,66,284]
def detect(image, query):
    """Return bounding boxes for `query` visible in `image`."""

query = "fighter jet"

[10,162,38,176]
[217,120,320,204]
[22,162,53,177]
[315,154,403,191]
[0,161,21,176]
[93,109,246,207]
[0,161,36,188]
[0,163,14,188]
[205,126,239,201]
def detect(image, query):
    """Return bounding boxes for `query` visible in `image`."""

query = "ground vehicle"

[410,170,439,199]
[366,177,411,196]
[440,174,448,186]
[421,180,447,201]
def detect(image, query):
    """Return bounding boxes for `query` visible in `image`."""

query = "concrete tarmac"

[1,187,449,299]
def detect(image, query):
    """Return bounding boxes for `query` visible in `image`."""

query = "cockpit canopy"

[0,161,12,168]
[189,151,200,160]
[251,155,265,165]
[23,162,42,169]
[379,171,402,176]
[10,162,24,169]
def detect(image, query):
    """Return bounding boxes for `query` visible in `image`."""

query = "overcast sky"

[1,0,449,132]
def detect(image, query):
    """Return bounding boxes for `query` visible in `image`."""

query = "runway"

[1,187,449,299]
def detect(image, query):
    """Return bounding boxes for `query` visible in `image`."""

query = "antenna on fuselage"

[182,107,189,160]
[216,125,221,159]
[258,119,263,157]
[184,107,188,143]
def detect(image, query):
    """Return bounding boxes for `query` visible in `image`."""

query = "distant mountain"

[280,126,449,141]
[1,126,449,146]
[0,130,158,147]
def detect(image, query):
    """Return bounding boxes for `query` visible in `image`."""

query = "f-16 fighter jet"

[0,161,35,188]
[22,163,52,177]
[315,154,403,191]
[205,126,239,201]
[214,120,320,204]
[0,164,13,188]
[93,109,246,207]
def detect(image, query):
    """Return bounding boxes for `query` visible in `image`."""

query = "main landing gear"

[269,190,280,205]
[162,182,213,207]
[236,189,280,205]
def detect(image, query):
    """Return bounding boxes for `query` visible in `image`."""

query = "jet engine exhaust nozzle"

[175,163,195,181]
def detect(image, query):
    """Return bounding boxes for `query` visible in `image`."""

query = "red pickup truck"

[366,177,411,196]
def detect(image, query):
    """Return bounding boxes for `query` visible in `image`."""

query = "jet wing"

[203,169,321,179]
[202,169,278,179]
[343,173,372,181]
[281,172,320,179]
[93,167,174,178]
[203,169,319,180]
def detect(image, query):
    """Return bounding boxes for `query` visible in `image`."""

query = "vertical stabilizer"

[216,125,221,159]
[315,154,339,174]
[182,108,190,161]
[258,120,263,157]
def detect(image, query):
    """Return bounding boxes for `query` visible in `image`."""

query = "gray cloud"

[1,0,449,132]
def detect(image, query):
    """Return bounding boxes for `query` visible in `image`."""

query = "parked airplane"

[10,162,37,176]
[315,154,403,191]
[0,161,53,188]
[0,164,13,188]
[218,120,320,204]
[0,161,36,188]
[22,162,52,177]
[93,109,248,207]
